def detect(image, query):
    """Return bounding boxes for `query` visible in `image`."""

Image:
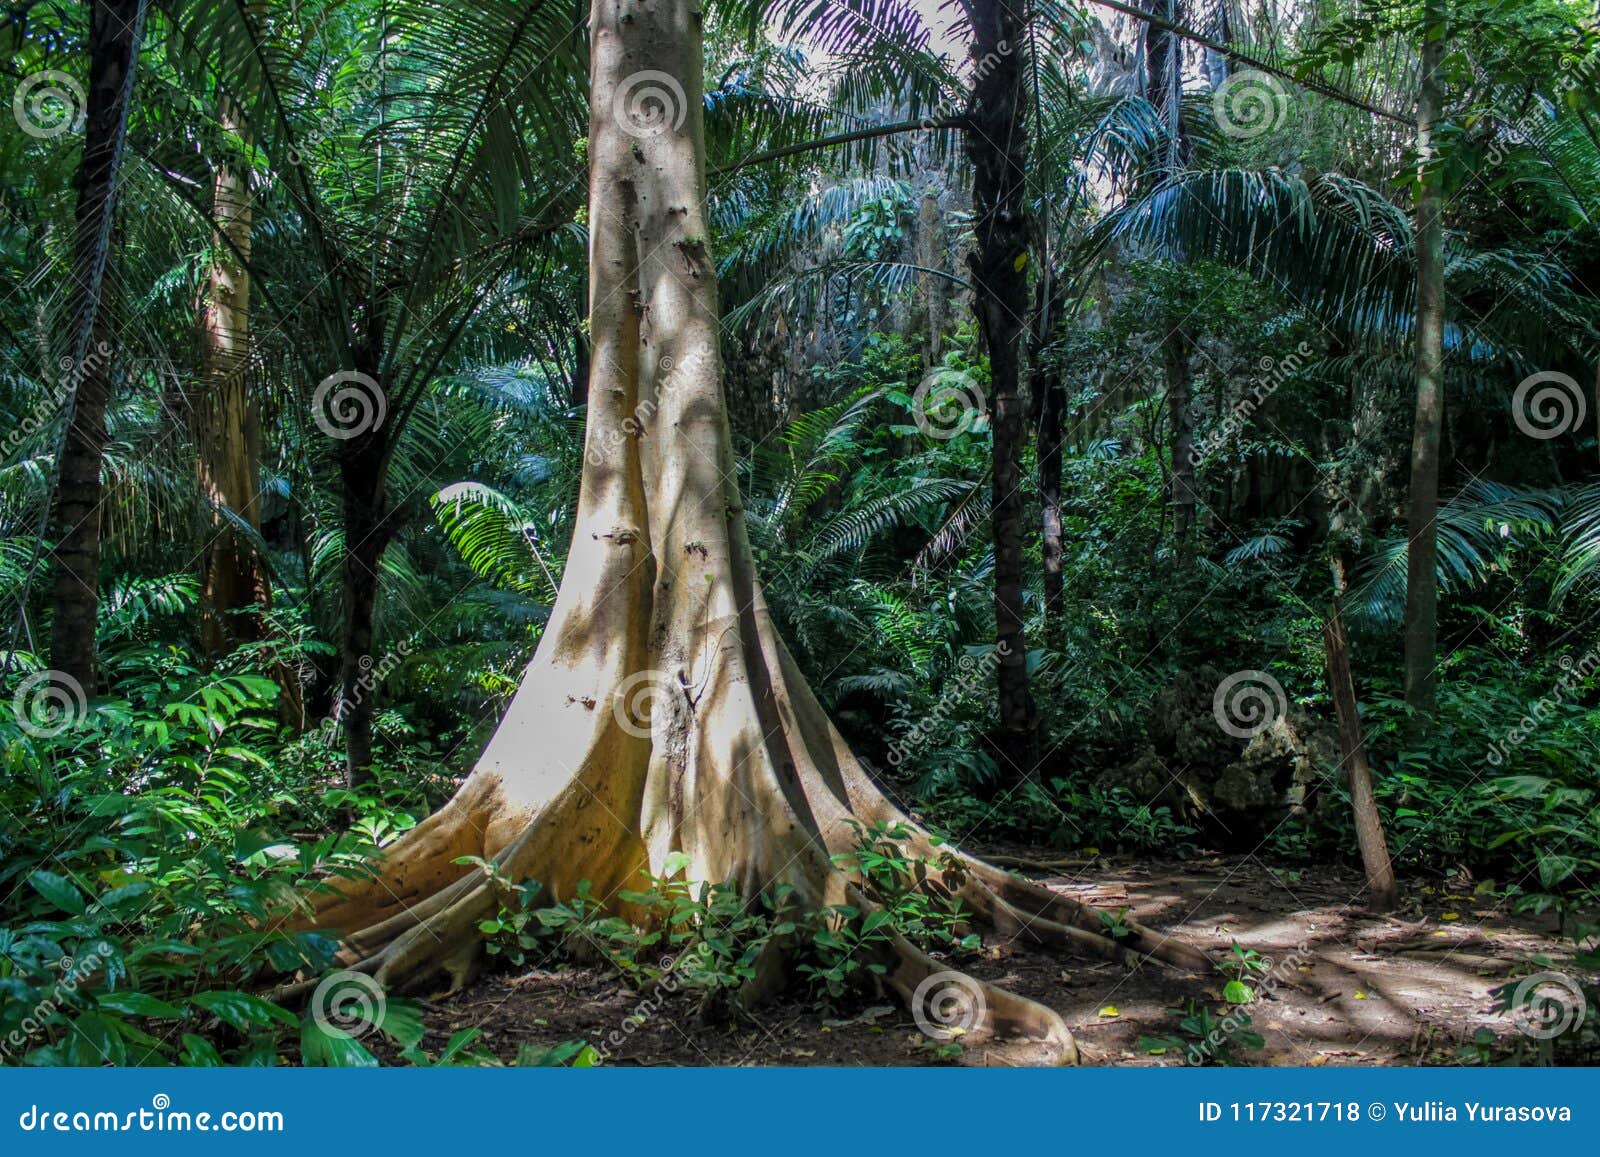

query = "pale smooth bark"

[302,0,1210,1064]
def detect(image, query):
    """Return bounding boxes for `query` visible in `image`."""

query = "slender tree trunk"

[338,440,392,789]
[297,0,1210,1060]
[917,185,946,369]
[48,0,148,696]
[194,97,272,658]
[1402,0,1446,727]
[1028,281,1064,633]
[1326,558,1397,910]
[1165,327,1197,541]
[960,0,1034,767]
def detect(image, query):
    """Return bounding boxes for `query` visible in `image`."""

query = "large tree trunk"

[1402,0,1446,727]
[299,0,1208,1064]
[47,0,148,696]
[194,98,272,658]
[961,0,1035,768]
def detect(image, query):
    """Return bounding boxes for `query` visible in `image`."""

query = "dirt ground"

[402,850,1582,1067]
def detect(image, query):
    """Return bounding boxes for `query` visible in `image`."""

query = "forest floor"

[400,848,1579,1067]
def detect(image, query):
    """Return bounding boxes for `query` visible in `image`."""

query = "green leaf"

[1223,980,1255,1004]
[97,992,186,1019]
[300,1018,379,1067]
[189,990,297,1031]
[28,870,86,914]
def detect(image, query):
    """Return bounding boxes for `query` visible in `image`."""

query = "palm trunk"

[917,185,946,369]
[961,0,1034,767]
[1402,0,1446,727]
[48,0,148,696]
[338,440,392,789]
[195,97,271,657]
